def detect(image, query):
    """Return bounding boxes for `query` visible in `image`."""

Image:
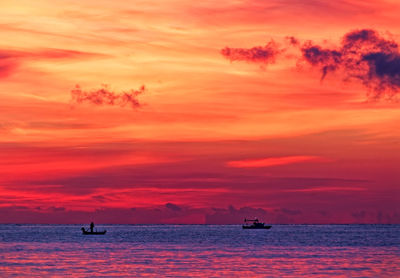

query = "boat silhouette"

[242,218,271,229]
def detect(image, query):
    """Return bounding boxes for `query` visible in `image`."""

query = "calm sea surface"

[0,224,399,277]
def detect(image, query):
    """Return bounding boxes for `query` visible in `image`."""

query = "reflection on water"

[0,225,399,277]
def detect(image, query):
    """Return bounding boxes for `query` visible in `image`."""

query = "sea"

[0,224,399,277]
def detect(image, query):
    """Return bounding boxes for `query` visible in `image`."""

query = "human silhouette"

[90,222,94,232]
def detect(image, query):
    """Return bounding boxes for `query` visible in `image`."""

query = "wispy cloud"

[71,84,145,109]
[221,40,281,64]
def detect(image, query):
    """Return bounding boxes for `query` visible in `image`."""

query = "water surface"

[0,224,399,277]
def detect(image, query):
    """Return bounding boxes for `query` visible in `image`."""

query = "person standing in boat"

[90,222,94,232]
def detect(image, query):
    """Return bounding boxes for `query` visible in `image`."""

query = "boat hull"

[82,230,107,235]
[242,225,271,229]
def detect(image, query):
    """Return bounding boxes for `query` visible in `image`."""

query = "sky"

[1,0,399,224]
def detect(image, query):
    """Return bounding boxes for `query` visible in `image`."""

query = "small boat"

[81,227,107,235]
[242,218,271,229]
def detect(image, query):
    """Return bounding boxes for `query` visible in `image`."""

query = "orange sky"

[1,0,399,223]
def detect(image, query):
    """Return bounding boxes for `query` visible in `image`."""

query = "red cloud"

[0,61,17,78]
[0,50,20,78]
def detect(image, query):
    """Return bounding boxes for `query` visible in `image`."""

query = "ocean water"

[0,224,399,277]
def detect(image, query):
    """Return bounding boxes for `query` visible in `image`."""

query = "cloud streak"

[71,84,145,108]
[227,155,322,168]
[0,48,106,60]
[0,61,17,78]
[0,48,107,78]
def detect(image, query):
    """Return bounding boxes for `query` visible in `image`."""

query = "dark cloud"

[301,42,342,81]
[300,29,400,99]
[165,203,182,211]
[351,210,366,220]
[221,40,281,64]
[128,205,204,224]
[318,210,330,217]
[71,84,145,109]
[376,210,400,224]
[286,36,300,46]
[1,204,398,224]
[272,207,303,223]
[222,29,400,100]
[49,206,66,212]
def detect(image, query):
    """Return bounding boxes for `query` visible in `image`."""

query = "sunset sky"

[1,0,399,224]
